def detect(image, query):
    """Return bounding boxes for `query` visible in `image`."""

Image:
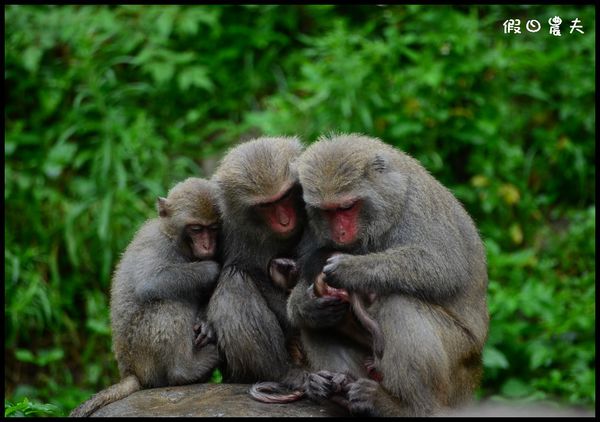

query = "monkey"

[205,136,309,390]
[70,178,222,417]
[286,133,489,416]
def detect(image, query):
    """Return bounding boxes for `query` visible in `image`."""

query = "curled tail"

[249,381,304,404]
[69,375,141,417]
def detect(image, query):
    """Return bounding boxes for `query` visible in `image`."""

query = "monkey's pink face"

[255,187,299,237]
[320,199,362,246]
[186,224,218,260]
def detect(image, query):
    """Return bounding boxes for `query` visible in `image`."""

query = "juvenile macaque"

[206,137,307,387]
[286,134,489,416]
[70,178,221,417]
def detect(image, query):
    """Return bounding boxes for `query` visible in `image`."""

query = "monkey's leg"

[300,329,367,403]
[160,303,220,385]
[347,295,470,417]
[207,267,291,383]
[167,343,220,385]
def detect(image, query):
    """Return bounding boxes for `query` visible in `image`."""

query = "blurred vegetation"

[4,5,595,416]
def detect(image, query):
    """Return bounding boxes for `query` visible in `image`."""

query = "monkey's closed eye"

[338,202,356,211]
[188,225,204,233]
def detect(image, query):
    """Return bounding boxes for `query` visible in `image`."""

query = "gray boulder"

[90,383,349,417]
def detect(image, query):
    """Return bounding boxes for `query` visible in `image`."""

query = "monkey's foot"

[304,370,354,403]
[193,321,215,349]
[346,378,379,416]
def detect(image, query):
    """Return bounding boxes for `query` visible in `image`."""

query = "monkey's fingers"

[194,332,208,348]
[322,254,346,282]
[270,257,297,273]
[194,322,216,348]
[305,371,339,402]
[316,297,349,313]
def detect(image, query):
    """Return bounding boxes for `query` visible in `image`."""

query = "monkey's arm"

[287,276,349,329]
[323,245,469,302]
[135,261,220,303]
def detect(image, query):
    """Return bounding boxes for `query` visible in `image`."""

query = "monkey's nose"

[276,206,290,226]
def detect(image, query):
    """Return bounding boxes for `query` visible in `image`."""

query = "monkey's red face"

[186,224,218,260]
[321,199,362,246]
[256,188,298,237]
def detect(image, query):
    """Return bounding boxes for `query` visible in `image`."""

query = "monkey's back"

[109,219,197,386]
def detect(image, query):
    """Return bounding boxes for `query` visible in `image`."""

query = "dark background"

[4,5,595,416]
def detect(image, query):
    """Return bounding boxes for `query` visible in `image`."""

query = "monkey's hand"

[322,254,362,292]
[193,320,216,349]
[346,378,380,416]
[298,279,349,327]
[304,370,355,403]
[269,257,298,291]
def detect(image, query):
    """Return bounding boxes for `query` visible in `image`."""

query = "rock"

[86,383,594,417]
[90,383,349,417]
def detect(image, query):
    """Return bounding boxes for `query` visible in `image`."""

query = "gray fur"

[70,178,221,417]
[288,134,489,416]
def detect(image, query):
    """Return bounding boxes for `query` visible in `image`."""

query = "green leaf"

[150,62,175,84]
[501,378,534,398]
[483,346,509,369]
[15,349,35,363]
[22,47,43,72]
[178,66,214,92]
[210,368,223,384]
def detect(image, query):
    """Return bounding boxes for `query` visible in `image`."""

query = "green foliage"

[210,368,223,384]
[5,5,595,416]
[5,398,60,417]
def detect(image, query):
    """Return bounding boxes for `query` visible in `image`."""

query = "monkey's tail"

[249,381,305,404]
[69,375,141,417]
[350,294,385,359]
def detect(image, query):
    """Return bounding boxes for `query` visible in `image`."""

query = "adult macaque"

[70,178,221,417]
[206,136,307,387]
[287,134,489,416]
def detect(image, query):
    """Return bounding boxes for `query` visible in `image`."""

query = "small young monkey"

[70,178,221,417]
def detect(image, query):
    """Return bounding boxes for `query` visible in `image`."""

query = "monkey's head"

[157,177,220,260]
[297,134,407,249]
[213,136,305,240]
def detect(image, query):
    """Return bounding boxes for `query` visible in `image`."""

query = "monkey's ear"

[157,197,170,218]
